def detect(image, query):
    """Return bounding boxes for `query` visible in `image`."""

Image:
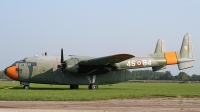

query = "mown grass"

[0,81,200,101]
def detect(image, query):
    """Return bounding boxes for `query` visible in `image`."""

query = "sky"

[0,0,199,76]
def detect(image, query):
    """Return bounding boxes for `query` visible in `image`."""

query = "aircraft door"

[120,70,126,82]
[118,71,121,82]
[117,70,126,82]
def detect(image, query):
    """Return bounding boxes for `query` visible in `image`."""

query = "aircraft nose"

[4,66,19,80]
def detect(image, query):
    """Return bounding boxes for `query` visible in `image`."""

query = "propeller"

[60,48,66,72]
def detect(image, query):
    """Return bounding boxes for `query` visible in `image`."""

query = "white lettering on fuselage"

[127,60,151,67]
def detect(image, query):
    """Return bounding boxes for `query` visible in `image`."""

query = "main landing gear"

[86,75,98,90]
[88,83,98,90]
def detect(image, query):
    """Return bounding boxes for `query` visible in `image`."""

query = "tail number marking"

[127,60,151,67]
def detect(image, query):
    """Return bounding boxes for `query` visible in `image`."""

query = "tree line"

[132,70,200,81]
[0,70,7,79]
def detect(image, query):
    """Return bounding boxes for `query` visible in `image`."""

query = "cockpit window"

[11,61,37,66]
[11,61,19,66]
[11,60,24,66]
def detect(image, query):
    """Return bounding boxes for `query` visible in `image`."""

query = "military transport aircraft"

[4,34,194,90]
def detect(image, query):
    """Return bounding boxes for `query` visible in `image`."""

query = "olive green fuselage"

[16,56,132,85]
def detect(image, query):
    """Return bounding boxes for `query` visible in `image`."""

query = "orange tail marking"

[164,52,178,65]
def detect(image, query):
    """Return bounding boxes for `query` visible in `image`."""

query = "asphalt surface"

[0,98,200,112]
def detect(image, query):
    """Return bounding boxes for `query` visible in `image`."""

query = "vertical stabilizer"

[178,33,194,70]
[152,39,166,71]
[154,39,166,53]
[180,33,193,59]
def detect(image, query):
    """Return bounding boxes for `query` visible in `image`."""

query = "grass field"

[0,81,200,101]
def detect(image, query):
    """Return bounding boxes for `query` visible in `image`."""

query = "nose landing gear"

[23,85,30,89]
[20,82,30,89]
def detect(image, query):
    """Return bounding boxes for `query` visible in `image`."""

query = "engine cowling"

[65,58,79,73]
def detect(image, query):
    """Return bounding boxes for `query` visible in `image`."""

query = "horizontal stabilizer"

[178,61,194,70]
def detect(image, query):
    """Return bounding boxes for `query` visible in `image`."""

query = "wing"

[80,54,134,65]
[78,54,134,75]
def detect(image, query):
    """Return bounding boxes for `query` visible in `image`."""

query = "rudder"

[154,39,166,53]
[152,39,167,71]
[178,33,194,70]
[180,33,193,59]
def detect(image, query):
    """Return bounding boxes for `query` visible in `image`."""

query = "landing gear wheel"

[70,85,79,89]
[88,84,98,90]
[91,84,98,90]
[23,85,30,89]
[88,84,92,89]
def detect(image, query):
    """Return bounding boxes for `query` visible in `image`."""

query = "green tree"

[177,72,189,81]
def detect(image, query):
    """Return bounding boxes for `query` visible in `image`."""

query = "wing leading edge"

[80,54,134,65]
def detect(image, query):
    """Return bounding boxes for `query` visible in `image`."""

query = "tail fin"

[178,33,194,70]
[152,39,167,71]
[154,39,166,53]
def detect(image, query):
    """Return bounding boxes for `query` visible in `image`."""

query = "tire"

[89,84,98,90]
[91,84,98,90]
[88,84,92,89]
[24,85,29,89]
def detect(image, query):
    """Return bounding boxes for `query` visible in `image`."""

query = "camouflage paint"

[4,34,194,86]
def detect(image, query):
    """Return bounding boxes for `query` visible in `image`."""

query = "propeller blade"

[60,48,66,72]
[61,48,64,63]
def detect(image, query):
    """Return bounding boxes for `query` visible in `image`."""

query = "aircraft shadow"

[11,87,80,90]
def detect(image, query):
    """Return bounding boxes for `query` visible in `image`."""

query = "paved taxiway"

[0,98,200,112]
